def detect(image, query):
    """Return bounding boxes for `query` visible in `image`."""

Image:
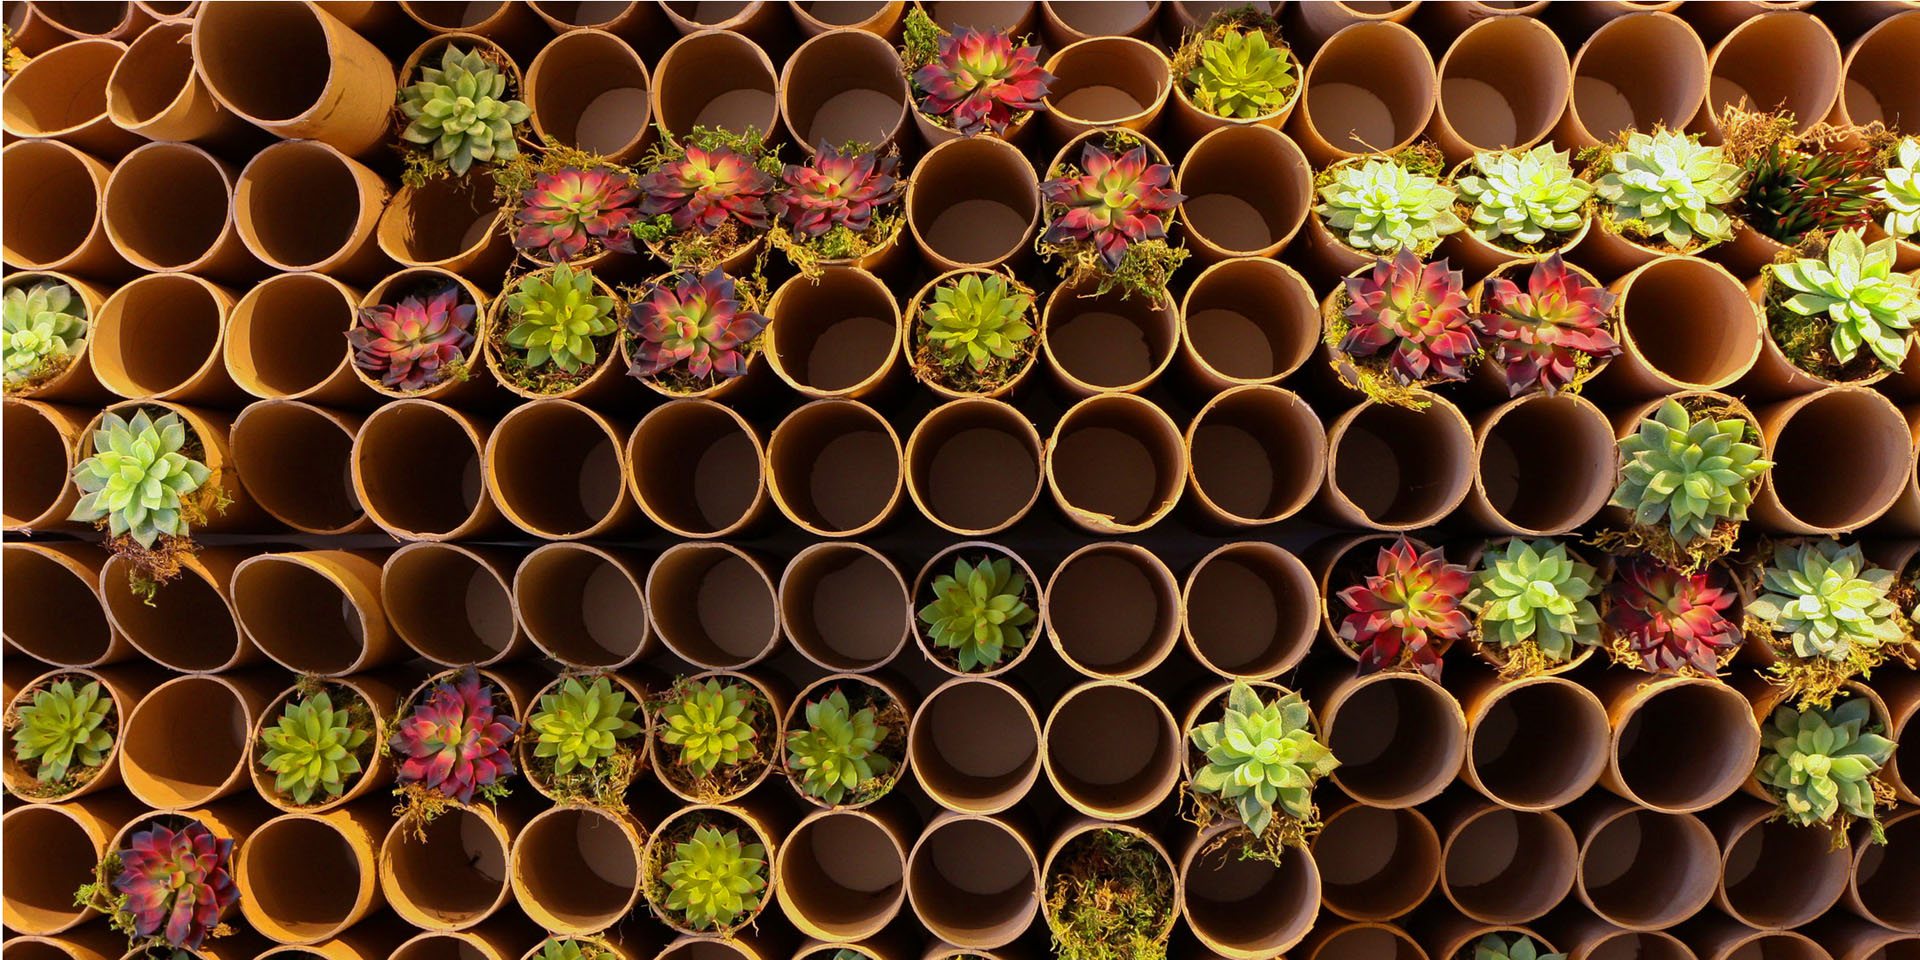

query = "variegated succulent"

[347,284,477,392]
[1041,142,1185,272]
[911,27,1053,137]
[1747,540,1903,665]
[1473,254,1620,396]
[624,268,768,385]
[1338,250,1478,385]
[1455,145,1593,247]
[1335,537,1471,680]
[109,821,237,950]
[774,142,903,242]
[3,280,86,389]
[513,167,641,263]
[638,144,776,239]
[1605,558,1743,676]
[1316,157,1465,254]
[1593,129,1744,250]
[1769,228,1919,374]
[389,668,520,805]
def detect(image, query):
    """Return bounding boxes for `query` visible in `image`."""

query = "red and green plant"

[910,26,1054,137]
[512,167,641,263]
[1337,250,1478,385]
[1334,537,1472,680]
[1474,254,1621,396]
[389,668,520,805]
[1040,142,1187,298]
[637,145,775,238]
[774,142,902,242]
[348,284,477,392]
[625,268,768,386]
[105,821,237,950]
[1604,557,1743,676]
[1741,140,1879,245]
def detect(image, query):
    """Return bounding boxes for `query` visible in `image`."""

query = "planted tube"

[225,273,377,407]
[1426,920,1559,960]
[1044,543,1180,679]
[1750,387,1912,534]
[647,542,781,669]
[352,400,501,541]
[99,549,255,673]
[509,805,645,935]
[1692,12,1841,143]
[909,677,1041,814]
[1286,21,1435,165]
[248,675,400,813]
[766,267,903,399]
[1182,542,1317,679]
[1040,37,1171,140]
[191,1,399,156]
[1175,125,1312,263]
[1,543,124,666]
[486,399,637,539]
[236,808,389,944]
[1568,797,1719,930]
[1046,391,1188,534]
[351,268,496,403]
[1187,385,1326,528]
[234,139,394,281]
[119,671,278,809]
[1552,12,1708,149]
[1040,278,1177,396]
[1314,669,1467,808]
[104,21,252,147]
[1,794,143,935]
[1455,669,1609,810]
[767,399,903,537]
[1831,11,1920,131]
[230,400,370,535]
[904,398,1043,535]
[626,399,769,538]
[375,171,514,280]
[0,37,141,157]
[1437,803,1579,924]
[514,543,651,669]
[1849,807,1920,931]
[780,542,911,672]
[2,665,157,803]
[1552,918,1695,960]
[1429,16,1570,163]
[780,28,909,150]
[90,273,246,406]
[1320,397,1475,531]
[641,802,785,936]
[1466,394,1617,536]
[1597,674,1760,813]
[231,550,395,676]
[80,399,264,534]
[906,137,1041,272]
[2,401,88,533]
[379,800,522,931]
[912,541,1044,678]
[1179,821,1318,958]
[382,542,527,666]
[775,807,911,941]
[1711,799,1852,928]
[906,813,1039,949]
[0,272,109,403]
[1311,802,1442,922]
[1588,257,1761,397]
[651,29,779,140]
[1179,257,1318,390]
[1042,680,1180,820]
[101,141,260,281]
[0,140,131,278]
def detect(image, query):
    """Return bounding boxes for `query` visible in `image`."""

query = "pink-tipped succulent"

[913,28,1054,137]
[1605,557,1744,676]
[1340,250,1478,384]
[389,668,520,805]
[1474,254,1621,396]
[1040,143,1185,269]
[638,145,775,238]
[347,284,477,391]
[626,268,769,382]
[111,821,237,950]
[1335,537,1472,680]
[774,142,903,240]
[513,166,642,262]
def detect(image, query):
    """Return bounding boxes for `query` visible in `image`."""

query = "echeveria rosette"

[773,142,903,243]
[69,410,211,549]
[917,555,1036,672]
[1876,137,1920,240]
[1473,935,1565,960]
[397,45,531,176]
[659,824,767,932]
[513,167,641,263]
[528,676,642,778]
[1335,537,1472,681]
[1455,145,1594,248]
[9,677,112,787]
[3,280,86,389]
[911,28,1053,137]
[1315,157,1466,255]
[1593,129,1744,250]
[1605,558,1743,677]
[1609,399,1771,559]
[921,272,1035,376]
[347,284,477,391]
[1756,698,1895,832]
[1747,540,1904,668]
[1337,250,1479,387]
[1466,539,1602,673]
[625,269,767,386]
[110,821,238,950]
[1040,142,1186,277]
[785,688,893,805]
[1768,228,1920,374]
[503,263,619,374]
[1183,27,1294,120]
[1187,682,1337,838]
[658,678,759,780]
[1474,254,1620,397]
[257,690,370,806]
[389,668,520,805]
[638,145,775,239]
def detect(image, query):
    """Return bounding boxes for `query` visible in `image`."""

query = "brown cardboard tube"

[1681,922,1826,960]
[1436,802,1578,924]
[230,400,371,535]
[382,542,527,666]
[0,793,144,935]
[1873,671,1920,805]
[1041,37,1170,140]
[1039,278,1176,396]
[1810,918,1915,960]
[0,273,109,404]
[1587,257,1761,398]
[90,274,247,406]
[661,0,793,47]
[780,28,909,149]
[1750,387,1912,534]
[522,28,653,164]
[646,542,781,669]
[652,29,780,140]
[249,675,401,813]
[1,402,88,533]
[1286,21,1435,165]
[1424,916,1557,960]
[906,137,1040,272]
[1455,670,1608,811]
[1692,11,1841,143]
[1849,807,1920,931]
[1312,802,1442,922]
[776,806,911,941]
[1046,391,1188,533]
[1174,125,1312,263]
[1466,393,1616,535]
[780,542,910,672]
[3,3,71,55]
[767,267,903,399]
[1553,12,1708,149]
[0,37,142,157]
[375,172,514,281]
[626,399,769,537]
[911,541,1043,678]
[1186,385,1325,528]
[1042,542,1179,679]
[29,2,154,40]
[99,549,256,673]
[1179,818,1317,957]
[101,141,261,281]
[1038,820,1175,958]
[1596,673,1760,813]
[908,677,1041,814]
[485,399,636,539]
[1042,679,1179,819]
[1313,669,1467,808]
[1164,14,1296,144]
[237,806,391,944]
[509,805,645,935]
[191,1,398,157]
[913,0,1034,33]
[0,931,123,960]
[393,916,547,960]
[104,21,254,147]
[792,0,905,36]
[1710,798,1852,928]
[352,400,503,541]
[398,0,543,42]
[120,670,279,809]
[235,139,394,281]
[1,543,123,666]
[2,666,160,803]
[225,273,377,407]
[1041,0,1157,46]
[133,0,200,21]
[1429,16,1569,163]
[904,398,1043,535]
[767,399,904,536]
[1165,0,1277,32]
[231,550,395,676]
[1411,2,1550,43]
[380,798,527,931]
[906,812,1039,949]
[1564,797,1725,931]
[1283,0,1419,54]
[1319,397,1475,531]
[1549,908,1698,960]
[1831,10,1920,130]
[1179,257,1318,390]
[1302,922,1432,960]
[513,542,652,668]
[1181,542,1317,678]
[0,140,132,278]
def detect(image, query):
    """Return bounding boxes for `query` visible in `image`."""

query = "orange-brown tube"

[780,28,909,150]
[89,273,248,406]
[235,139,394,281]
[1750,386,1912,534]
[1040,278,1178,395]
[1552,12,1708,149]
[524,28,653,164]
[1186,385,1326,528]
[1594,673,1760,813]
[660,0,793,48]
[1,543,124,666]
[0,140,133,279]
[237,806,392,944]
[508,804,646,936]
[1846,806,1920,931]
[0,792,145,936]
[904,398,1043,535]
[485,399,638,539]
[1041,37,1171,141]
[1565,797,1722,931]
[2,665,161,803]
[767,399,904,537]
[1452,667,1609,810]
[646,542,782,669]
[375,172,514,283]
[1829,10,1920,133]
[191,1,398,157]
[1046,391,1188,533]
[1690,11,1842,144]
[0,37,142,157]
[352,400,503,541]
[1,401,89,533]
[514,542,652,669]
[1708,798,1852,929]
[1434,800,1578,924]
[1585,257,1761,398]
[101,141,262,281]
[909,676,1041,814]
[1175,123,1312,263]
[231,549,396,676]
[651,29,780,140]
[775,804,912,941]
[1042,679,1180,820]
[1310,667,1467,808]
[1319,397,1476,531]
[625,399,770,538]
[780,542,911,672]
[119,670,280,809]
[380,796,530,932]
[1465,393,1616,536]
[1312,801,1442,922]
[225,272,378,407]
[1181,541,1317,678]
[766,266,904,399]
[1040,0,1157,46]
[230,400,371,535]
[99,548,258,673]
[382,542,529,666]
[1286,21,1435,165]
[906,812,1039,950]
[1178,257,1319,391]
[1043,542,1180,679]
[906,137,1041,272]
[1428,17,1570,163]
[104,20,254,148]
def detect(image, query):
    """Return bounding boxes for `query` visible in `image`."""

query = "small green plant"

[1315,157,1465,255]
[528,676,642,777]
[532,938,617,960]
[1466,539,1602,673]
[920,272,1035,378]
[657,678,760,779]
[1187,682,1337,838]
[785,688,893,805]
[1472,935,1565,960]
[1184,27,1294,119]
[1769,228,1919,374]
[917,555,1036,671]
[398,45,531,176]
[1609,399,1771,553]
[69,410,212,549]
[1044,829,1175,960]
[503,263,619,374]
[1747,540,1903,665]
[659,824,767,931]
[257,690,371,805]
[9,677,112,788]
[1875,137,1920,240]
[1455,145,1593,248]
[3,280,86,389]
[1592,129,1744,250]
[1757,698,1895,833]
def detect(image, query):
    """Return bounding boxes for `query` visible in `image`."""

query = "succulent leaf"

[1040,143,1185,270]
[638,145,776,238]
[911,28,1054,137]
[1187,683,1337,836]
[1876,137,1920,240]
[513,167,642,263]
[1594,130,1744,249]
[1466,539,1601,664]
[388,668,520,804]
[1769,228,1920,372]
[529,677,642,777]
[624,268,768,383]
[1185,28,1294,119]
[347,283,477,391]
[1747,540,1903,663]
[533,939,617,960]
[398,45,530,175]
[921,272,1034,373]
[1334,536,1471,680]
[110,821,237,950]
[1473,935,1565,960]
[1604,558,1743,676]
[658,678,759,778]
[10,678,112,784]
[1456,145,1593,247]
[1756,697,1895,827]
[917,555,1036,671]
[773,142,903,241]
[660,824,767,931]
[2,280,86,387]
[1609,399,1771,547]
[67,410,211,549]
[503,263,619,373]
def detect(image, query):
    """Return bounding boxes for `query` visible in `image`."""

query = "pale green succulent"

[1769,228,1919,372]
[3,281,86,387]
[69,410,212,548]
[1594,130,1744,249]
[1875,137,1920,240]
[1474,935,1566,960]
[1747,540,1903,663]
[660,824,767,931]
[399,45,531,175]
[1456,145,1594,247]
[785,688,892,805]
[528,676,642,777]
[922,273,1034,373]
[657,678,759,778]
[504,263,619,373]
[533,939,616,960]
[1185,29,1294,119]
[1609,399,1771,547]
[10,678,112,784]
[1757,698,1895,828]
[257,691,370,805]
[1315,158,1466,254]
[1188,682,1337,837]
[1467,539,1601,664]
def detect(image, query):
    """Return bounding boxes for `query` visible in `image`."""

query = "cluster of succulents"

[1182,26,1294,119]
[910,27,1053,137]
[3,280,86,388]
[513,167,641,263]
[772,142,903,248]
[1335,537,1472,680]
[637,143,775,241]
[1187,682,1337,837]
[1473,935,1565,960]
[1336,250,1478,386]
[527,676,642,777]
[398,45,531,176]
[1876,137,1920,240]
[1592,129,1744,249]
[1740,140,1878,244]
[918,555,1037,671]
[347,284,477,391]
[256,689,370,805]
[1604,558,1743,676]
[1316,157,1465,254]
[110,821,237,950]
[1040,142,1186,292]
[785,687,893,805]
[659,823,767,931]
[1474,255,1620,396]
[1768,228,1919,373]
[502,263,619,374]
[658,678,760,779]
[1455,146,1594,248]
[9,677,112,787]
[1756,698,1895,829]
[1610,399,1772,552]
[920,272,1035,376]
[68,410,211,549]
[1747,540,1903,665]
[1466,539,1602,669]
[624,268,768,385]
[389,668,521,805]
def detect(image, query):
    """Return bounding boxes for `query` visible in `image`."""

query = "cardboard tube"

[782,673,911,808]
[1682,922,1827,960]
[907,138,1040,272]
[652,29,779,140]
[911,542,1043,678]
[1038,277,1175,396]
[767,267,903,399]
[524,28,654,164]
[249,675,401,813]
[1046,391,1187,533]
[120,670,279,809]
[909,677,1040,813]
[1454,669,1608,810]
[393,916,547,960]
[1553,12,1708,149]
[105,20,253,147]
[646,542,781,669]
[398,0,543,44]
[235,139,393,281]
[1710,798,1852,929]
[626,399,769,538]
[375,172,514,282]
[767,399,903,536]
[485,399,636,539]
[913,0,1034,33]
[1848,806,1920,931]
[1040,0,1157,46]
[1549,911,1697,960]
[1692,11,1842,143]
[1179,257,1318,390]
[89,273,246,405]
[1,542,123,665]
[780,28,908,150]
[191,1,396,156]
[1,402,88,533]
[0,37,141,157]
[513,542,651,668]
[1286,21,1434,165]
[1424,917,1557,960]
[380,798,527,931]
[1563,797,1725,931]
[1587,257,1761,398]
[102,141,261,281]
[1410,2,1550,43]
[1284,0,1419,53]
[1176,819,1315,957]
[1435,801,1577,924]
[1874,671,1920,805]
[1312,802,1442,922]
[1744,276,1898,397]
[1748,387,1912,533]
[352,400,503,541]
[1466,393,1616,535]
[528,1,667,42]
[382,542,527,666]
[2,665,159,802]
[99,549,256,672]
[230,400,370,535]
[1174,126,1311,262]
[776,805,911,940]
[780,543,910,672]
[1042,679,1179,820]
[231,550,395,676]
[1041,542,1179,679]
[1429,16,1569,163]
[1595,673,1760,813]
[1319,397,1475,531]
[1041,36,1170,141]
[1830,10,1920,131]
[906,812,1038,949]
[904,398,1043,535]
[0,793,145,935]
[3,3,70,55]
[1312,668,1467,808]
[509,805,645,935]
[238,806,391,944]
[642,802,787,935]
[0,140,132,278]
[661,0,793,48]
[225,273,376,407]
[1185,385,1325,528]
[1180,541,1317,678]
[28,1,154,41]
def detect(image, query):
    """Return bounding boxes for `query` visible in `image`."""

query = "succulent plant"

[398,45,531,176]
[659,824,767,931]
[1757,698,1895,828]
[1473,935,1565,960]
[624,268,768,384]
[911,27,1053,137]
[1473,254,1620,397]
[1593,130,1744,249]
[1335,537,1471,680]
[1610,399,1772,548]
[1188,682,1337,836]
[10,677,111,785]
[3,280,86,387]
[1041,143,1185,270]
[1467,539,1601,665]
[1875,137,1920,240]
[658,678,760,778]
[638,145,776,239]
[513,167,641,263]
[1315,157,1466,254]
[257,690,370,805]
[503,263,619,373]
[918,555,1037,671]
[1184,27,1294,119]
[1456,145,1594,247]
[533,939,616,960]
[1770,228,1919,373]
[529,676,642,777]
[921,272,1034,373]
[68,410,211,549]
[786,688,893,805]
[1741,140,1878,244]
[1747,540,1903,663]
[111,821,237,950]
[1605,558,1743,676]
[1338,250,1478,384]
[347,283,477,391]
[774,142,902,241]
[389,668,520,805]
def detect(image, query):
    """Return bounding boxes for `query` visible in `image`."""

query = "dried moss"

[1045,829,1174,960]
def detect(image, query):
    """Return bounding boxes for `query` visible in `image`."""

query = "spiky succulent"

[911,28,1053,137]
[1605,558,1743,676]
[625,268,768,384]
[1747,540,1903,663]
[398,45,531,176]
[1876,137,1920,240]
[921,272,1034,373]
[1338,250,1478,384]
[513,167,641,262]
[1610,399,1772,547]
[1757,698,1895,828]
[1743,141,1878,244]
[658,678,760,778]
[1188,683,1337,836]
[918,555,1036,671]
[503,263,619,373]
[1041,143,1185,270]
[110,821,237,950]
[638,145,775,238]
[256,690,370,805]
[389,668,520,805]
[1315,157,1466,254]
[659,824,768,931]
[1467,539,1601,665]
[1594,130,1744,249]
[346,284,476,391]
[69,410,210,549]
[1184,27,1294,119]
[10,677,111,784]
[1335,537,1471,680]
[3,280,86,387]
[1770,228,1919,373]
[533,939,617,960]
[529,676,642,777]
[1474,254,1620,396]
[1473,935,1565,960]
[1456,145,1594,247]
[785,688,893,805]
[773,142,902,241]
